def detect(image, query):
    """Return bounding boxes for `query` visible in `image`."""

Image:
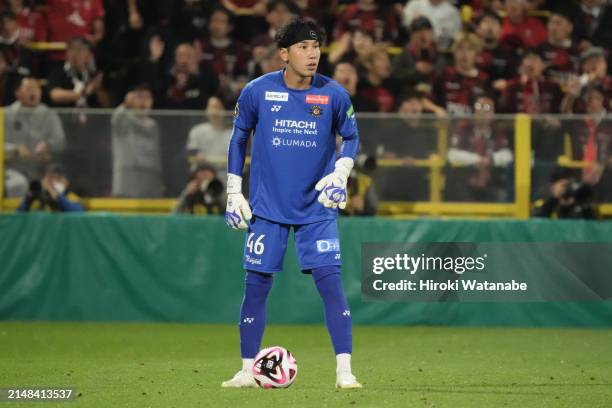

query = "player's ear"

[279,47,289,63]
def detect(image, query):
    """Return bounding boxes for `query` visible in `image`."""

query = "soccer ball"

[252,346,298,389]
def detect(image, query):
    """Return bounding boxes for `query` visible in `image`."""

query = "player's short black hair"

[275,18,326,49]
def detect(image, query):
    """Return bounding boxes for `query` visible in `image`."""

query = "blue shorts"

[243,216,342,273]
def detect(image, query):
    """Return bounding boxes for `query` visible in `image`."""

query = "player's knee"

[245,270,274,288]
[312,266,341,283]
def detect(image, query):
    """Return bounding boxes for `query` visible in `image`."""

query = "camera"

[201,178,224,206]
[561,179,592,204]
[354,154,377,173]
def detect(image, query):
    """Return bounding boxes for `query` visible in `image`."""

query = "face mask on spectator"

[53,181,66,195]
[200,180,210,192]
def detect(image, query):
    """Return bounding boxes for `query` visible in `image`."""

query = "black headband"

[278,25,321,48]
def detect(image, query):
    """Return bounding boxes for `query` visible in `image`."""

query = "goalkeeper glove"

[315,157,354,209]
[225,174,252,229]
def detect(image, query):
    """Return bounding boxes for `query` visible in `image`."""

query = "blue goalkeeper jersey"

[231,69,359,225]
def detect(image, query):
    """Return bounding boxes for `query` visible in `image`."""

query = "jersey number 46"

[247,233,266,255]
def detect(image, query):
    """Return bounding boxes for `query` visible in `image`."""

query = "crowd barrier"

[1,214,611,327]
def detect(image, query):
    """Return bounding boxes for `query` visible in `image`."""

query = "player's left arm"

[315,89,360,209]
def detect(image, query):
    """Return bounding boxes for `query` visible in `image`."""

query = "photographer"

[173,163,224,215]
[532,167,596,219]
[17,164,84,213]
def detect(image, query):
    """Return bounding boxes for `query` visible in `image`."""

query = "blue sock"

[239,270,273,358]
[312,266,352,355]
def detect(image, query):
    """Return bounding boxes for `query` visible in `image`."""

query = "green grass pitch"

[1,322,610,407]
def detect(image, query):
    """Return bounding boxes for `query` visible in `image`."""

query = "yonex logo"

[342,310,351,317]
[243,317,255,324]
[271,105,282,112]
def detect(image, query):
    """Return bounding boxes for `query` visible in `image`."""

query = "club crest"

[309,105,323,117]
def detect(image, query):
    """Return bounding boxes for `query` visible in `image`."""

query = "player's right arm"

[226,83,258,229]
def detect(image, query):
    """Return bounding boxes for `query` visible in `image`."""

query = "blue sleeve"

[227,126,250,176]
[334,88,360,159]
[56,195,84,212]
[228,83,258,176]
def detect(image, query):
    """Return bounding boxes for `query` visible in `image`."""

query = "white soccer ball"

[252,346,298,389]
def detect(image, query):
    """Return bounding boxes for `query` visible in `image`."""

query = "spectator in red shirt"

[142,40,219,110]
[499,49,563,114]
[357,45,397,112]
[221,0,266,15]
[334,0,400,44]
[5,0,46,43]
[0,11,24,69]
[328,27,375,67]
[430,32,491,115]
[446,93,514,201]
[500,0,547,48]
[47,0,104,46]
[474,10,518,81]
[332,60,377,112]
[393,17,445,94]
[195,7,250,105]
[540,7,580,83]
[567,86,612,192]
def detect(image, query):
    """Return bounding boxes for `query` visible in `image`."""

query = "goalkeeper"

[222,18,361,389]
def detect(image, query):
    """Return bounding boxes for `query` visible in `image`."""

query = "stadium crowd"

[0,0,610,113]
[1,0,612,216]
